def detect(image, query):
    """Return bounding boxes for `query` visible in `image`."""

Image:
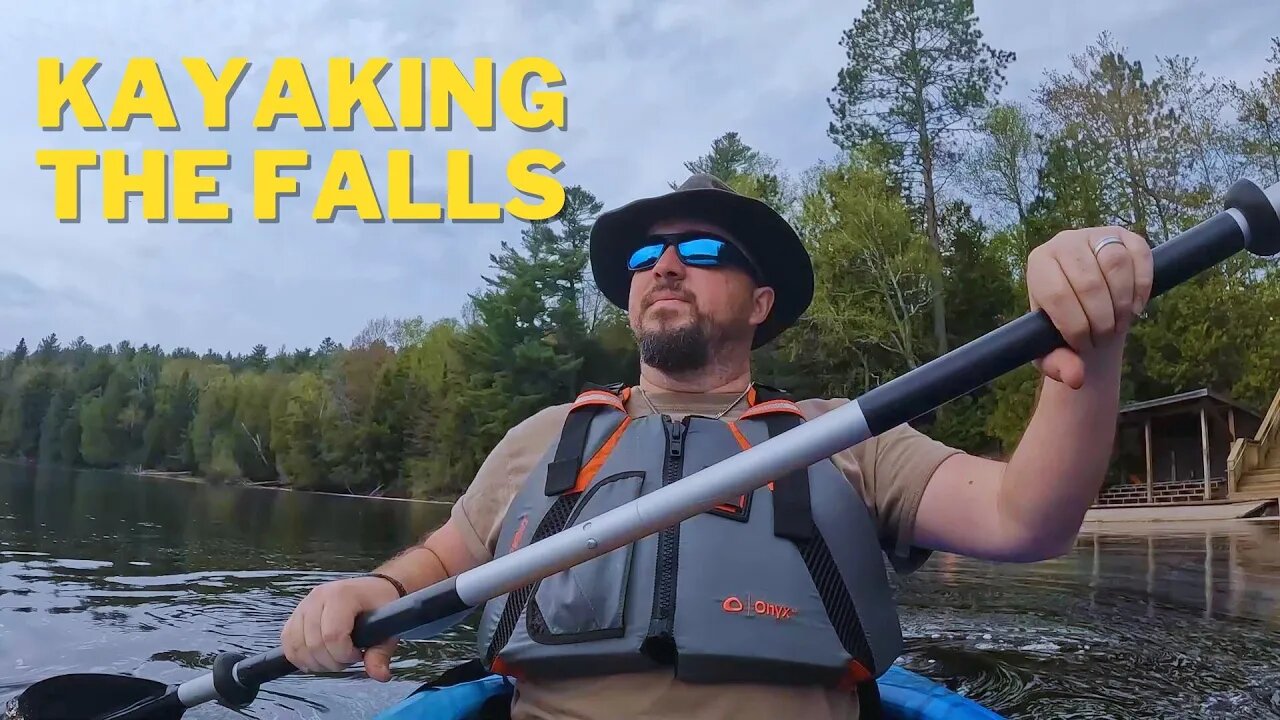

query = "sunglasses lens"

[677,238,726,265]
[627,243,664,271]
[628,235,748,274]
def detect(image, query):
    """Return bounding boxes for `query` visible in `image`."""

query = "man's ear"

[750,286,775,326]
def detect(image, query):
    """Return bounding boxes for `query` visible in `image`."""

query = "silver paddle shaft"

[453,402,871,605]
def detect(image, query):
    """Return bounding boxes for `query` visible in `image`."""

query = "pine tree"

[36,333,60,362]
[828,0,1014,355]
[453,186,602,476]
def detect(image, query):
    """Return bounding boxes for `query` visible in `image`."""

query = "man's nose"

[650,245,685,277]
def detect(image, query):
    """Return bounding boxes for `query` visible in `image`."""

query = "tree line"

[3,3,1279,500]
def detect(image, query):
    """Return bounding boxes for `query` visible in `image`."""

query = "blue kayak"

[372,663,1004,719]
[876,665,1005,719]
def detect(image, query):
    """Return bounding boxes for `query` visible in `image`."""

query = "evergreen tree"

[247,344,269,372]
[142,370,198,471]
[828,0,1015,355]
[35,333,60,363]
[676,131,788,209]
[453,186,602,476]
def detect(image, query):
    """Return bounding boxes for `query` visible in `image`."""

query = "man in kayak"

[281,173,1152,719]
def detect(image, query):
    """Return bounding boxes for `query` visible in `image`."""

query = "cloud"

[2,0,1275,353]
[0,272,46,308]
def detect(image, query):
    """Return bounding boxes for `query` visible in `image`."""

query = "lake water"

[1,463,1279,719]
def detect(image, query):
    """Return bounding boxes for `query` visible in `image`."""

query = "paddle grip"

[349,576,471,649]
[232,648,295,693]
[858,202,1256,436]
[229,577,470,693]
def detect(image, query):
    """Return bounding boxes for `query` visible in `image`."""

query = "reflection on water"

[0,463,460,719]
[895,522,1280,719]
[2,463,1279,718]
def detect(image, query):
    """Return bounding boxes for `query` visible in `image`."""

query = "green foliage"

[827,0,1015,169]
[1129,256,1280,412]
[928,392,1002,457]
[1036,33,1205,242]
[451,185,624,481]
[0,365,58,458]
[3,26,1278,500]
[1232,39,1280,184]
[939,200,1019,347]
[827,0,1016,355]
[783,152,936,395]
[677,131,791,211]
[78,369,130,468]
[38,386,72,465]
[963,101,1043,257]
[10,338,29,367]
[984,365,1043,452]
[142,370,197,471]
[271,372,332,490]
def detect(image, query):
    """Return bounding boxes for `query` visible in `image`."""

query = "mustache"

[641,280,695,310]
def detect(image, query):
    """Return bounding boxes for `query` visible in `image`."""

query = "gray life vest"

[475,383,904,693]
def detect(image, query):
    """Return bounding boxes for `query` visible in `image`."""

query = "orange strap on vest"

[544,383,630,496]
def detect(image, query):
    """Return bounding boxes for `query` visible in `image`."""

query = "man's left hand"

[1025,226,1153,389]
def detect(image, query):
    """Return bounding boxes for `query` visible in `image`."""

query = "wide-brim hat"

[589,173,813,349]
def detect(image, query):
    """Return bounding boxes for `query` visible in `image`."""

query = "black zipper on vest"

[644,415,686,662]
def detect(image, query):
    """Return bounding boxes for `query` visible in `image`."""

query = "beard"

[632,284,751,375]
[637,319,711,374]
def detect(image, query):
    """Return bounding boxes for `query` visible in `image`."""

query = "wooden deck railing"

[1228,389,1280,494]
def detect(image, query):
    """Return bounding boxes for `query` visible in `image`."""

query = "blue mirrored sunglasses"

[626,234,759,278]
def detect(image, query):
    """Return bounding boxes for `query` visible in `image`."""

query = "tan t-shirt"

[449,386,961,720]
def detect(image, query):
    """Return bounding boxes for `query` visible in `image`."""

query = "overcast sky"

[3,0,1277,355]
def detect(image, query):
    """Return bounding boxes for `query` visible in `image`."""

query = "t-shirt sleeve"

[449,404,572,566]
[798,397,962,574]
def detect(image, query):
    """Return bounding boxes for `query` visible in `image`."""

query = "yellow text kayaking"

[33,57,568,223]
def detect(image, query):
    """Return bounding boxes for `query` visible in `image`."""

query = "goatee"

[637,322,709,374]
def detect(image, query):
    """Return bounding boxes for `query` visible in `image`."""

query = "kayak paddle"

[10,179,1279,720]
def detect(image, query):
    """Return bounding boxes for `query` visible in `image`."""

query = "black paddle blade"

[6,674,182,720]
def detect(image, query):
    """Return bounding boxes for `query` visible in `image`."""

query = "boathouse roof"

[1118,387,1262,422]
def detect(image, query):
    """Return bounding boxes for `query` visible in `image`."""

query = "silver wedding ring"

[1092,235,1124,257]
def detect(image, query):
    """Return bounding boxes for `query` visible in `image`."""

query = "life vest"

[474,382,904,696]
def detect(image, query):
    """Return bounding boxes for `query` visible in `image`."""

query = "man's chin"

[639,314,694,335]
[636,320,710,373]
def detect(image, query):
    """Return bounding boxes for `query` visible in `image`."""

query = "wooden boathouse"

[1093,386,1280,512]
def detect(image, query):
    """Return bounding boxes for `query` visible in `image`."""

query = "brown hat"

[589,173,813,349]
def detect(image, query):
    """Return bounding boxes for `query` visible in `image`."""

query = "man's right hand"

[281,575,403,682]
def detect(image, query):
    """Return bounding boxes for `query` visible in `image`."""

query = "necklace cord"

[637,382,754,420]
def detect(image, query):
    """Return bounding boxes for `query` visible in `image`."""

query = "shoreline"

[133,469,456,505]
[0,459,456,506]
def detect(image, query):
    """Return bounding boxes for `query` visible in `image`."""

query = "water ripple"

[5,469,1280,718]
